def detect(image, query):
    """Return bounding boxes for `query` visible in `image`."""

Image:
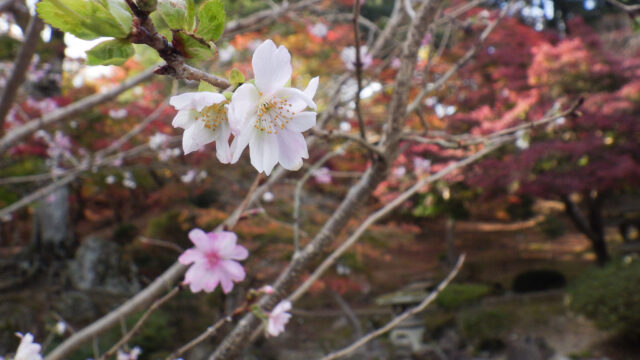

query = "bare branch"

[605,0,640,12]
[0,67,156,153]
[407,4,508,114]
[289,139,508,303]
[99,286,182,360]
[209,2,441,358]
[352,0,367,142]
[0,14,43,134]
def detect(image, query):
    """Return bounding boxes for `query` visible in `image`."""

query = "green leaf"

[107,0,133,34]
[86,39,134,65]
[195,0,225,42]
[157,0,194,31]
[36,0,130,39]
[229,68,244,86]
[198,81,217,92]
[174,31,213,60]
[185,0,195,31]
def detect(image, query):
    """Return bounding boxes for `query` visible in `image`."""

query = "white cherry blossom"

[170,92,232,163]
[14,333,42,360]
[228,40,318,175]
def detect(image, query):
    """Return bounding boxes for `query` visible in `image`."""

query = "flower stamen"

[255,96,294,134]
[195,102,227,131]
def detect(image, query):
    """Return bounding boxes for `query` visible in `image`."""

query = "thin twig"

[165,316,233,360]
[407,3,509,114]
[138,236,184,253]
[319,255,465,360]
[310,128,384,157]
[289,139,508,303]
[224,173,263,230]
[100,286,181,360]
[293,150,341,253]
[352,0,367,142]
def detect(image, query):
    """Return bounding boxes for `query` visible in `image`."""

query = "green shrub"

[458,308,512,342]
[436,283,491,310]
[569,257,640,338]
[512,269,566,293]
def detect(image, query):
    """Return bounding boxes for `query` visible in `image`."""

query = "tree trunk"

[562,193,610,266]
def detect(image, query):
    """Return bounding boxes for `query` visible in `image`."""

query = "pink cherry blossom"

[312,167,332,184]
[14,333,42,360]
[267,300,292,337]
[178,229,248,294]
[228,39,318,175]
[260,285,275,294]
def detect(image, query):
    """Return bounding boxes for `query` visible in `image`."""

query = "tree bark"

[562,193,610,266]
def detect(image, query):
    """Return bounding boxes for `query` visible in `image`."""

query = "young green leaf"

[198,81,217,92]
[36,0,130,39]
[157,0,195,31]
[107,0,133,34]
[86,39,134,65]
[195,0,225,42]
[229,68,244,86]
[173,31,214,60]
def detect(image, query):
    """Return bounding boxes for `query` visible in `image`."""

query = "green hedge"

[569,257,640,338]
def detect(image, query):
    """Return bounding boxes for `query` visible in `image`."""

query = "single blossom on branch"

[178,229,248,294]
[266,300,293,337]
[170,92,232,163]
[229,39,319,175]
[12,332,42,360]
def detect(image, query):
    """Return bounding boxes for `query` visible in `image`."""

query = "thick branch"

[0,14,43,134]
[0,67,155,153]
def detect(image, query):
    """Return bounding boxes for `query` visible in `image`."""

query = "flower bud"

[135,0,157,13]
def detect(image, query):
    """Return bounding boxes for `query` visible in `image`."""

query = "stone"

[32,186,72,258]
[68,236,140,295]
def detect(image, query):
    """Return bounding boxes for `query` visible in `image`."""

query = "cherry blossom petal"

[220,260,246,281]
[273,299,292,313]
[250,132,279,175]
[215,135,231,164]
[185,263,208,292]
[209,231,237,257]
[182,123,217,154]
[303,77,319,100]
[228,84,260,134]
[188,228,216,253]
[286,111,316,132]
[178,248,205,265]
[276,87,317,113]
[277,130,308,170]
[170,92,226,112]
[172,110,195,129]
[220,274,234,294]
[252,40,292,96]
[229,244,249,260]
[230,122,253,163]
[203,267,222,292]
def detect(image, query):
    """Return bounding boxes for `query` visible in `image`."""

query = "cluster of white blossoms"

[170,40,318,176]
